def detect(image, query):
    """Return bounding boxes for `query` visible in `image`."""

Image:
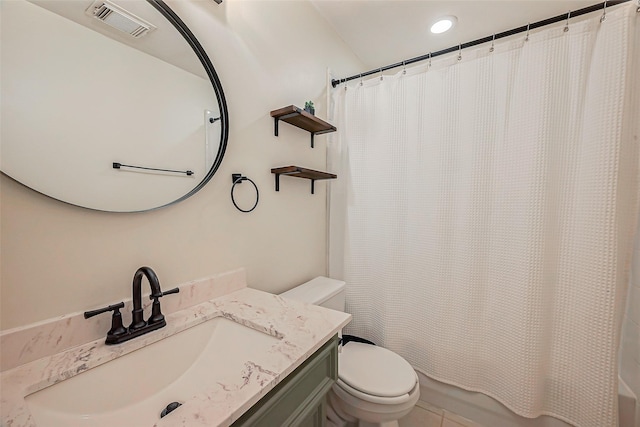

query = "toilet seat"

[338,342,417,402]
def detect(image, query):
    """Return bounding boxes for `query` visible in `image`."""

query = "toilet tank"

[280,277,346,312]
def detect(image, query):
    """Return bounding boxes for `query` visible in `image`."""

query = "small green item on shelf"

[304,101,315,115]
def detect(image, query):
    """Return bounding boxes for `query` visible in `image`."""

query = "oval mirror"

[1,0,228,212]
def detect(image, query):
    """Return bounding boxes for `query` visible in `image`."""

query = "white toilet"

[280,277,420,427]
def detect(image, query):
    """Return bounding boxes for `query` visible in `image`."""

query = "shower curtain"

[328,4,639,427]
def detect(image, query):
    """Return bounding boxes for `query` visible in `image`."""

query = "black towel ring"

[231,174,259,213]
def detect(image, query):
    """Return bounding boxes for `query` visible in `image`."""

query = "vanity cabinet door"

[231,335,338,427]
[291,397,326,427]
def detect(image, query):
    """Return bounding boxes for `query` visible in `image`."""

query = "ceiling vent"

[86,1,156,38]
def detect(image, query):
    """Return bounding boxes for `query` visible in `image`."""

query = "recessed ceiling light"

[430,15,457,34]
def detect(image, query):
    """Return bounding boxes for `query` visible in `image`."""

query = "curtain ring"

[359,73,363,86]
[428,52,432,68]
[489,34,495,52]
[525,22,530,42]
[564,11,571,32]
[402,60,407,75]
[379,68,384,81]
[600,1,607,22]
[457,43,462,61]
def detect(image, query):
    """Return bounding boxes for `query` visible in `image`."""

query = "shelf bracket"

[274,117,279,137]
[310,133,315,148]
[272,173,316,194]
[271,166,336,195]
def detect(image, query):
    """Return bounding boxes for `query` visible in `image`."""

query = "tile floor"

[399,401,485,427]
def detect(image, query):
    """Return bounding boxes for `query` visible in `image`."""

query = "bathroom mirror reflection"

[0,0,228,212]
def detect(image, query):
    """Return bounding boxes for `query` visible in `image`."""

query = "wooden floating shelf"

[271,166,337,194]
[270,105,336,148]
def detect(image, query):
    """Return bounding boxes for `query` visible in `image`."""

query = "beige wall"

[0,0,363,330]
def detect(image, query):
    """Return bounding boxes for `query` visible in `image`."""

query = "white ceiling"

[310,0,600,70]
[28,0,610,81]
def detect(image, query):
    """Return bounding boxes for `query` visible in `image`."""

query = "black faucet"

[84,267,179,345]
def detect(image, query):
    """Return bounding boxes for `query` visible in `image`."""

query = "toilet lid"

[338,342,416,398]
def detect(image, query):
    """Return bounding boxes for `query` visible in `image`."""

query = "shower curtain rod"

[331,0,632,87]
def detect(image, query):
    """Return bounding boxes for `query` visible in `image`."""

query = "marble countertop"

[0,281,351,427]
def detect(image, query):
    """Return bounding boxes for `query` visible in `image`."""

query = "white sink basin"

[25,316,280,426]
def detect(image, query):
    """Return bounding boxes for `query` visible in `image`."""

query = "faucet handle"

[150,287,180,299]
[148,287,179,325]
[84,302,125,318]
[84,302,128,343]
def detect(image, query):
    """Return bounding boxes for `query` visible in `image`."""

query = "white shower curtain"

[328,5,639,427]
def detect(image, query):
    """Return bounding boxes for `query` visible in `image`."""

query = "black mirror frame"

[146,0,229,210]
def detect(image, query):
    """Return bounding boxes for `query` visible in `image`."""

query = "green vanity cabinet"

[231,335,339,427]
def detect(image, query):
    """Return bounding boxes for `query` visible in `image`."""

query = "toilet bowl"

[280,277,420,427]
[328,341,420,427]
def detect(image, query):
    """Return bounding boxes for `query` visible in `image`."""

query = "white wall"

[621,214,640,426]
[0,0,363,330]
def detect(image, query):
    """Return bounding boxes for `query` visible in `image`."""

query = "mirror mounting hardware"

[84,267,179,345]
